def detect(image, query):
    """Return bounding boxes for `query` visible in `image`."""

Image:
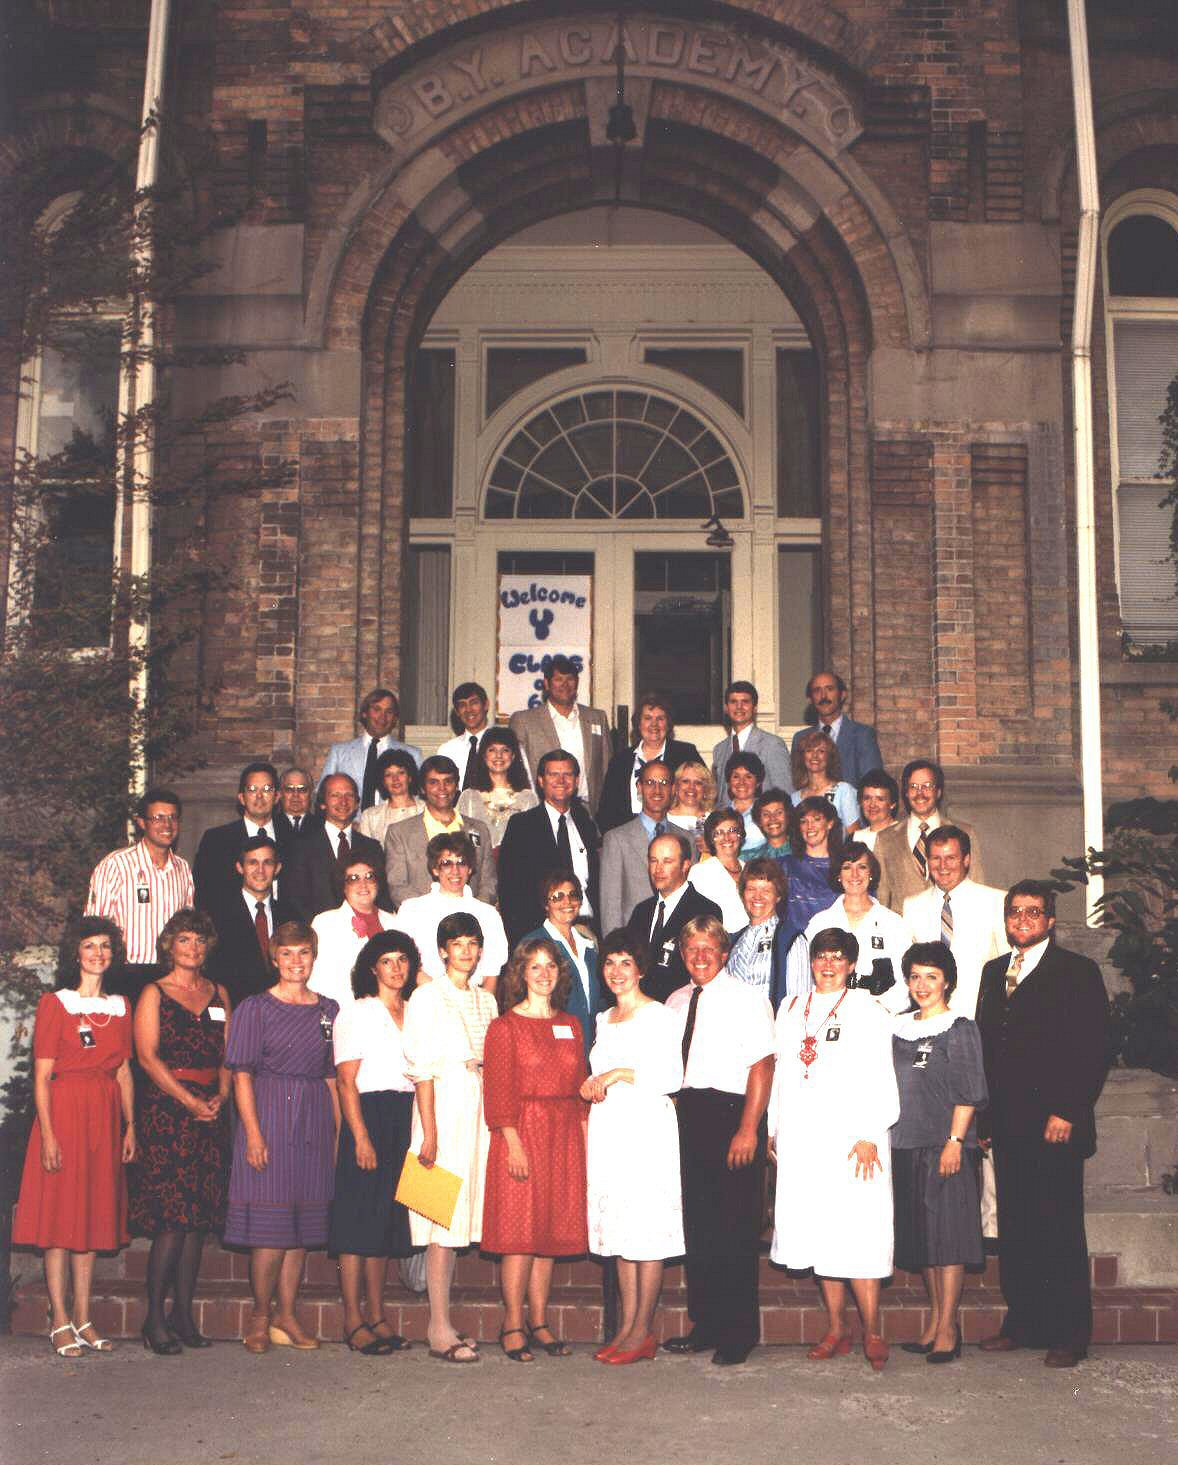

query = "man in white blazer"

[711,680,793,796]
[599,759,674,934]
[509,655,611,815]
[902,826,1008,1018]
[321,687,423,809]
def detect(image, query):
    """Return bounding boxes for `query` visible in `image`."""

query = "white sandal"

[72,1321,114,1352]
[50,1323,84,1357]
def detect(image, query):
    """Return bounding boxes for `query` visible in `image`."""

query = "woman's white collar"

[55,989,126,1017]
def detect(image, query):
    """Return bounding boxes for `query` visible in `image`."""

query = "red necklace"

[798,987,849,1077]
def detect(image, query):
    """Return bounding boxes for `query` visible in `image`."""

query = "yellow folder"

[395,1151,463,1230]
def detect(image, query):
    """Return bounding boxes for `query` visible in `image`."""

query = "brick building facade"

[3,1,1178,897]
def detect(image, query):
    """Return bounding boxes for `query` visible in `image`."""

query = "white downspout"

[122,0,172,808]
[1067,0,1104,924]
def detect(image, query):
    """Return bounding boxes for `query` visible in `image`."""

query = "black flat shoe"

[345,1323,394,1356]
[928,1330,962,1364]
[166,1313,212,1349]
[141,1325,183,1356]
[365,1318,411,1352]
[902,1340,935,1355]
[526,1320,570,1356]
[499,1326,534,1363]
[663,1334,714,1354]
[712,1346,753,1367]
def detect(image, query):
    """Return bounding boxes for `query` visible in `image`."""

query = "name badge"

[552,1025,575,1039]
[871,935,884,950]
[912,1039,933,1070]
[207,1006,226,1022]
[135,884,150,904]
[660,940,676,964]
[320,1015,334,1042]
[591,725,603,736]
[468,830,481,847]
[757,938,773,953]
[78,1024,96,1048]
[825,1024,841,1042]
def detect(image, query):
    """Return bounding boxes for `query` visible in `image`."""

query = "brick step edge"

[12,1280,1176,1346]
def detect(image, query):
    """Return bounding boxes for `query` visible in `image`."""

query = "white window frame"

[1101,190,1178,646]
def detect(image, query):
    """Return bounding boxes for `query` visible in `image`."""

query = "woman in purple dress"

[224,921,339,1355]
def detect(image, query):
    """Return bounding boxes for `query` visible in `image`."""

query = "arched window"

[1103,194,1178,646]
[484,388,745,521]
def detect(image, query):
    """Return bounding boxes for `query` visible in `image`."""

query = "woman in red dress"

[482,937,588,1362]
[12,917,136,1357]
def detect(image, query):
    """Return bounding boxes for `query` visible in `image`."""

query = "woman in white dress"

[582,930,684,1366]
[402,911,498,1363]
[309,855,397,1011]
[769,928,900,1372]
[355,750,425,843]
[456,728,538,848]
[392,832,508,989]
[686,809,747,933]
[802,844,910,1014]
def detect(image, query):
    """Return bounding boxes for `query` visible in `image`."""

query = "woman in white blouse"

[329,929,420,1355]
[456,728,538,848]
[686,809,748,933]
[309,856,397,1012]
[802,844,910,1014]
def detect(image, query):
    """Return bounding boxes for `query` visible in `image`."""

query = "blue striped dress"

[223,992,338,1249]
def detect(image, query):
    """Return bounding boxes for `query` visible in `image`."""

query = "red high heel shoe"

[807,1332,852,1360]
[605,1335,656,1365]
[864,1334,889,1372]
[594,1341,619,1362]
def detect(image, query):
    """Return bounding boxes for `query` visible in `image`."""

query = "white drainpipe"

[121,0,172,807]
[1067,0,1104,924]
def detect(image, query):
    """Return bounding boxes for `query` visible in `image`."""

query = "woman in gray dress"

[891,942,988,1364]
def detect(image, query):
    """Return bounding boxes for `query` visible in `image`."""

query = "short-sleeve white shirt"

[332,995,414,1093]
[665,970,775,1096]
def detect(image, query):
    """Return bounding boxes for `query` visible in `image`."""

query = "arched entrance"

[314,7,927,746]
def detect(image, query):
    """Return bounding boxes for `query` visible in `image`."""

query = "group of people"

[14,666,1110,1372]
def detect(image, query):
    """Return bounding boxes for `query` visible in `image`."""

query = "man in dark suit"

[626,831,723,1002]
[498,750,600,947]
[790,670,883,789]
[597,693,701,834]
[282,772,388,920]
[193,760,294,913]
[205,834,297,1004]
[975,880,1109,1369]
[277,766,314,838]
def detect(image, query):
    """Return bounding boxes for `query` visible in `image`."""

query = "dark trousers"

[994,1137,1092,1349]
[677,1088,765,1353]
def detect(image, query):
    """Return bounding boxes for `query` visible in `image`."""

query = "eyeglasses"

[244,784,275,795]
[144,813,178,824]
[641,777,671,788]
[436,858,470,870]
[548,891,580,903]
[1009,906,1047,920]
[344,873,378,885]
[907,781,937,794]
[281,783,310,794]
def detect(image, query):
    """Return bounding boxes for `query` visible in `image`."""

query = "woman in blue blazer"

[522,870,606,1063]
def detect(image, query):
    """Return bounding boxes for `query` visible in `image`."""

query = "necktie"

[730,732,740,758]
[913,821,929,879]
[556,812,573,870]
[336,829,350,868]
[681,983,702,1069]
[940,893,953,947]
[653,819,668,839]
[1005,950,1024,997]
[650,899,666,961]
[462,734,480,789]
[254,900,269,955]
[291,816,301,834]
[821,723,832,736]
[361,738,381,809]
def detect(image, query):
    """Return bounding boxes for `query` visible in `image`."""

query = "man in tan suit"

[509,654,611,816]
[876,758,985,913]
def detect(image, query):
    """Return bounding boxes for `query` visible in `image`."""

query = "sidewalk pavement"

[2,1337,1174,1465]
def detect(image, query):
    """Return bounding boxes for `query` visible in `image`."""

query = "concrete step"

[12,1242,1176,1346]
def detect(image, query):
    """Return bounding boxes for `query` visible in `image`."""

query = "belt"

[172,1067,218,1085]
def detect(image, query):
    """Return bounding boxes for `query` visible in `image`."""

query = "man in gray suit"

[711,681,793,796]
[599,759,674,933]
[789,670,884,789]
[509,655,611,815]
[384,755,495,906]
[876,758,986,913]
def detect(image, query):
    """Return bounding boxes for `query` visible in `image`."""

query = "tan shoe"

[243,1313,271,1354]
[269,1320,320,1350]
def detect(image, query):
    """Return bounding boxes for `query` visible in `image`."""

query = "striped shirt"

[85,842,195,965]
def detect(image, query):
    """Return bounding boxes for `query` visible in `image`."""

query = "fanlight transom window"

[484,388,745,520]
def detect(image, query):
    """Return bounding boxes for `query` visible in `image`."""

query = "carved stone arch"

[1040,89,1178,223]
[338,93,881,709]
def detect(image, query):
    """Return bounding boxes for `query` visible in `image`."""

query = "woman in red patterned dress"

[12,917,136,1356]
[482,937,588,1362]
[130,909,231,1354]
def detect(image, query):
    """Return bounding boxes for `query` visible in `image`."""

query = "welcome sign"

[496,574,593,717]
